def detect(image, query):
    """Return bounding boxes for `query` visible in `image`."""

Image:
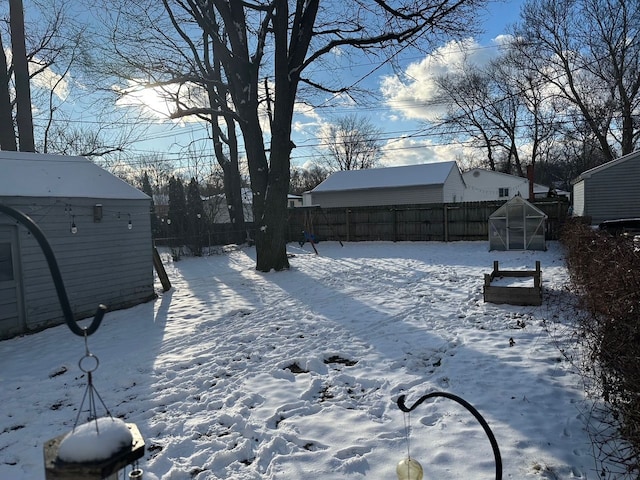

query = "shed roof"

[572,149,640,184]
[0,151,148,200]
[311,161,459,193]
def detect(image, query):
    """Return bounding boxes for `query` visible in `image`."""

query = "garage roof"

[311,161,459,192]
[0,151,148,200]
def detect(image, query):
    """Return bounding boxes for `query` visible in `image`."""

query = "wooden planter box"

[483,260,542,306]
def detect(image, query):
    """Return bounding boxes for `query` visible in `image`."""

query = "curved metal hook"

[397,391,502,480]
[0,203,106,336]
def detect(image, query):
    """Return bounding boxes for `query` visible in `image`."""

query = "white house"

[462,168,553,202]
[288,194,303,208]
[306,162,466,208]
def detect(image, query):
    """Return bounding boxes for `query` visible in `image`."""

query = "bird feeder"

[43,421,145,480]
[396,391,502,480]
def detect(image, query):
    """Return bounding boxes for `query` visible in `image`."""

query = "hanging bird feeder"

[395,391,502,480]
[0,205,146,480]
[43,420,145,480]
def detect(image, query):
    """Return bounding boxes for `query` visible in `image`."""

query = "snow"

[0,241,603,479]
[311,162,457,192]
[57,417,133,463]
[0,151,148,200]
[490,276,536,287]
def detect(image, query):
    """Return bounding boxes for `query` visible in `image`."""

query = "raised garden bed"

[483,260,542,306]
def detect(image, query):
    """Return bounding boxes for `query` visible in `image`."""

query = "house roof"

[573,149,640,184]
[0,151,148,200]
[311,161,459,193]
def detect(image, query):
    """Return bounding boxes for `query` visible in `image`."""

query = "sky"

[0,240,616,479]
[10,0,526,177]
[104,0,528,175]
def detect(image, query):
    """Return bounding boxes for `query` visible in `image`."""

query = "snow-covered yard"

[1,241,599,479]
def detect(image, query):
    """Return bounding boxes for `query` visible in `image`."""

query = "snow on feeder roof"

[57,417,133,463]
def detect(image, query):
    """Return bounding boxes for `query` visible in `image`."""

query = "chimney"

[527,164,534,201]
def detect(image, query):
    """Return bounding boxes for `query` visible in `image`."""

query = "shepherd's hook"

[0,204,106,336]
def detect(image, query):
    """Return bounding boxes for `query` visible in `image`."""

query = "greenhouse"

[488,195,547,251]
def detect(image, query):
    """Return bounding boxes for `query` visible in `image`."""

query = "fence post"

[443,204,449,242]
[346,208,351,242]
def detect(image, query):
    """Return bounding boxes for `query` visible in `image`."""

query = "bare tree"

[435,42,562,177]
[0,0,139,157]
[320,114,382,171]
[512,0,640,161]
[290,164,329,194]
[100,0,487,271]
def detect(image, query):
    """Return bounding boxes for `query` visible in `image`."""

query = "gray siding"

[311,185,443,208]
[582,156,640,224]
[0,196,154,337]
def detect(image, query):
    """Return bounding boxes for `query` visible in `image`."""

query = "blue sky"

[90,0,527,176]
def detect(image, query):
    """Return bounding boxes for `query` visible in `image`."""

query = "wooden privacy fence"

[288,199,570,243]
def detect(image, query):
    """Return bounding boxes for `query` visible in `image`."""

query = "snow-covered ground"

[0,241,601,479]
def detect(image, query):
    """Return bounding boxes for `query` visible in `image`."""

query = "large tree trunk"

[9,0,34,152]
[0,31,17,151]
[222,162,247,242]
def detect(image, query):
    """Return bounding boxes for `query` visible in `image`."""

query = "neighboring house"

[203,188,254,223]
[0,151,154,340]
[288,194,303,208]
[307,161,466,208]
[572,150,640,224]
[462,168,554,202]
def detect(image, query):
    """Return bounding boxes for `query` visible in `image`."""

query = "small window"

[0,243,13,282]
[499,187,510,198]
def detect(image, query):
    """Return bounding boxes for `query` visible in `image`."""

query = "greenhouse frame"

[488,195,547,251]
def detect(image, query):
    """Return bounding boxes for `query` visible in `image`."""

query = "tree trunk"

[9,0,35,152]
[0,31,17,151]
[222,162,247,243]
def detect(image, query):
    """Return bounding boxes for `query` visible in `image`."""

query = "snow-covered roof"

[311,161,458,192]
[0,151,148,200]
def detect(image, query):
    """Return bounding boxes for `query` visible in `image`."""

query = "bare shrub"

[561,220,640,477]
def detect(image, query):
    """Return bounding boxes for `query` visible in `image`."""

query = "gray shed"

[308,161,466,208]
[571,150,640,224]
[488,195,547,251]
[0,151,154,339]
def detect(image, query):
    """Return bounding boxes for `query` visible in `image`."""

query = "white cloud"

[380,38,501,123]
[4,48,70,101]
[380,136,477,168]
[114,80,199,123]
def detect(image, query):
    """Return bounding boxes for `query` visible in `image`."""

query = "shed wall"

[0,197,154,337]
[310,185,444,208]
[581,158,640,224]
